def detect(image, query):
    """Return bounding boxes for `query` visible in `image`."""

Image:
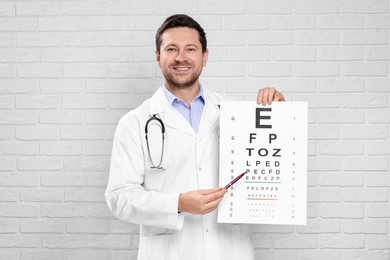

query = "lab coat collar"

[148,86,221,138]
[197,87,221,140]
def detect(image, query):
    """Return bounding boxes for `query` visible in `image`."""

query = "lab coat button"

[205,228,209,232]
[199,167,202,171]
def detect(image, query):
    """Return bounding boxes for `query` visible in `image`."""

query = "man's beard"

[163,64,203,90]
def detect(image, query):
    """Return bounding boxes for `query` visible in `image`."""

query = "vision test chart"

[218,101,308,225]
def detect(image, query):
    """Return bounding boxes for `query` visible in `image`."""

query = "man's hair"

[155,14,207,54]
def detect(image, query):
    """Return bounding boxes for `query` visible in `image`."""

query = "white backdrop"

[0,0,389,259]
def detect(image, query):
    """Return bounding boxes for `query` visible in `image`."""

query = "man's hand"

[178,188,227,215]
[257,87,285,106]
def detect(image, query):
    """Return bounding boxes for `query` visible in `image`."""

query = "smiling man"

[105,14,284,260]
[156,26,208,99]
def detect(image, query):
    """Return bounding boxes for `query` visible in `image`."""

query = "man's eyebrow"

[163,43,199,48]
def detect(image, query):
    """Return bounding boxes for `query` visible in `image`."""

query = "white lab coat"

[105,86,254,260]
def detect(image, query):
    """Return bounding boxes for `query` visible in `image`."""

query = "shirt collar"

[162,84,205,106]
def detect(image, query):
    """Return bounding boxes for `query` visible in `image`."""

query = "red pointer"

[223,171,247,189]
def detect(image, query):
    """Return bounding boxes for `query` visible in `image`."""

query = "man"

[105,14,285,260]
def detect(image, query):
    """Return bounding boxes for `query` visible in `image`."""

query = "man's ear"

[202,48,209,67]
[155,50,161,68]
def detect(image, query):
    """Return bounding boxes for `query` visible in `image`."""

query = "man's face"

[156,27,208,90]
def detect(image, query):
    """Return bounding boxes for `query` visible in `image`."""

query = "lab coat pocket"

[141,225,176,236]
[144,168,167,192]
[138,233,179,260]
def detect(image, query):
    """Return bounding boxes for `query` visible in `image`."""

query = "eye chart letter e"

[218,102,308,225]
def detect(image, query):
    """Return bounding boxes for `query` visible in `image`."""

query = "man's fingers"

[203,197,224,214]
[274,91,285,102]
[178,188,227,215]
[202,188,226,204]
[257,88,268,106]
[199,187,223,195]
[257,87,272,106]
[267,87,276,105]
[257,87,285,105]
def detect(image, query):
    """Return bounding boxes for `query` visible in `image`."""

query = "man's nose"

[175,50,187,62]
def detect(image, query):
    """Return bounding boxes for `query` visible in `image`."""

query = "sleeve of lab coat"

[105,111,184,230]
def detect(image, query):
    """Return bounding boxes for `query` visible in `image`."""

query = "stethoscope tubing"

[145,114,165,169]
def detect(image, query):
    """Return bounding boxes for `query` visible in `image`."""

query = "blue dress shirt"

[162,85,205,133]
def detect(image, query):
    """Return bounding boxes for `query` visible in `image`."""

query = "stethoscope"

[144,105,219,169]
[145,114,165,169]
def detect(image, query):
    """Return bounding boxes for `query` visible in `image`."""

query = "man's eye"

[167,48,176,52]
[188,48,196,52]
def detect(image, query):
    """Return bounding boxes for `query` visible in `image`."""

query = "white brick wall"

[0,0,389,259]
